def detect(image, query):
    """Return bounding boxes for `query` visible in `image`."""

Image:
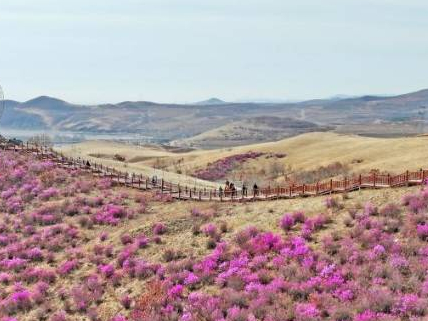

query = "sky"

[0,0,427,104]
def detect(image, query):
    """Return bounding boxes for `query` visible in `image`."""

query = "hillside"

[1,148,428,320]
[58,141,221,190]
[170,116,332,149]
[2,88,428,145]
[62,132,428,186]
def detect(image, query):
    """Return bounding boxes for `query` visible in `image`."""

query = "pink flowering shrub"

[193,151,266,181]
[128,184,428,321]
[152,222,167,235]
[417,224,428,240]
[0,150,158,320]
[280,213,295,231]
[202,223,218,237]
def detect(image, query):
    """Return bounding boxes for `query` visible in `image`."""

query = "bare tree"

[28,134,53,147]
[269,160,285,177]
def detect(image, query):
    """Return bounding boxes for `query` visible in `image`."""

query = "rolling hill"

[60,132,428,187]
[170,116,333,149]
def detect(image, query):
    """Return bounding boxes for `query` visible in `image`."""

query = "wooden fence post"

[330,179,333,194]
[373,173,376,188]
[406,170,409,186]
[316,182,319,195]
[161,179,164,194]
[359,174,362,190]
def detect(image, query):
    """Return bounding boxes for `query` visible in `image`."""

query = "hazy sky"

[0,0,427,104]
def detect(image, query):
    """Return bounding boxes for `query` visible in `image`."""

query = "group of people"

[219,180,259,197]
[224,180,237,197]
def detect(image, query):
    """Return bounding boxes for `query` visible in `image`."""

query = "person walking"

[242,183,247,197]
[230,183,236,197]
[225,181,231,197]
[253,183,259,196]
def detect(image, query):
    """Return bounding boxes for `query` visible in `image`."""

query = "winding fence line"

[2,142,427,202]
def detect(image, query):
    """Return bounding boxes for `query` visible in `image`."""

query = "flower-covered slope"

[132,189,428,321]
[192,152,268,181]
[0,151,166,321]
[1,149,428,321]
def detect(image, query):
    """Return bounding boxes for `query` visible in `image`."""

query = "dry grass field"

[58,141,221,189]
[59,132,428,186]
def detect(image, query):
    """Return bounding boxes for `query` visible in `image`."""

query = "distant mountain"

[1,88,427,144]
[23,96,71,108]
[194,98,227,105]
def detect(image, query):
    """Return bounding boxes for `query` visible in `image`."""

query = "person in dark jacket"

[230,183,236,197]
[253,183,259,196]
[219,186,223,197]
[242,183,248,197]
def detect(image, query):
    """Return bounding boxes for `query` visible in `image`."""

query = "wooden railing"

[1,142,427,202]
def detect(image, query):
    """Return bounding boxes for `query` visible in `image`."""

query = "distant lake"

[0,128,157,146]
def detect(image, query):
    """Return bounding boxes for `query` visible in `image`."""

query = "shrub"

[202,223,217,238]
[57,259,79,275]
[152,223,167,235]
[50,311,67,321]
[135,235,149,248]
[325,197,339,209]
[163,249,179,262]
[364,202,378,216]
[379,203,401,218]
[292,211,306,223]
[99,264,115,278]
[219,221,228,233]
[417,224,428,240]
[121,234,133,245]
[120,295,132,309]
[100,232,108,241]
[280,214,295,231]
[294,303,320,321]
[192,223,201,235]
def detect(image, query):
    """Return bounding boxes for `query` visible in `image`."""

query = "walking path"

[2,143,427,202]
